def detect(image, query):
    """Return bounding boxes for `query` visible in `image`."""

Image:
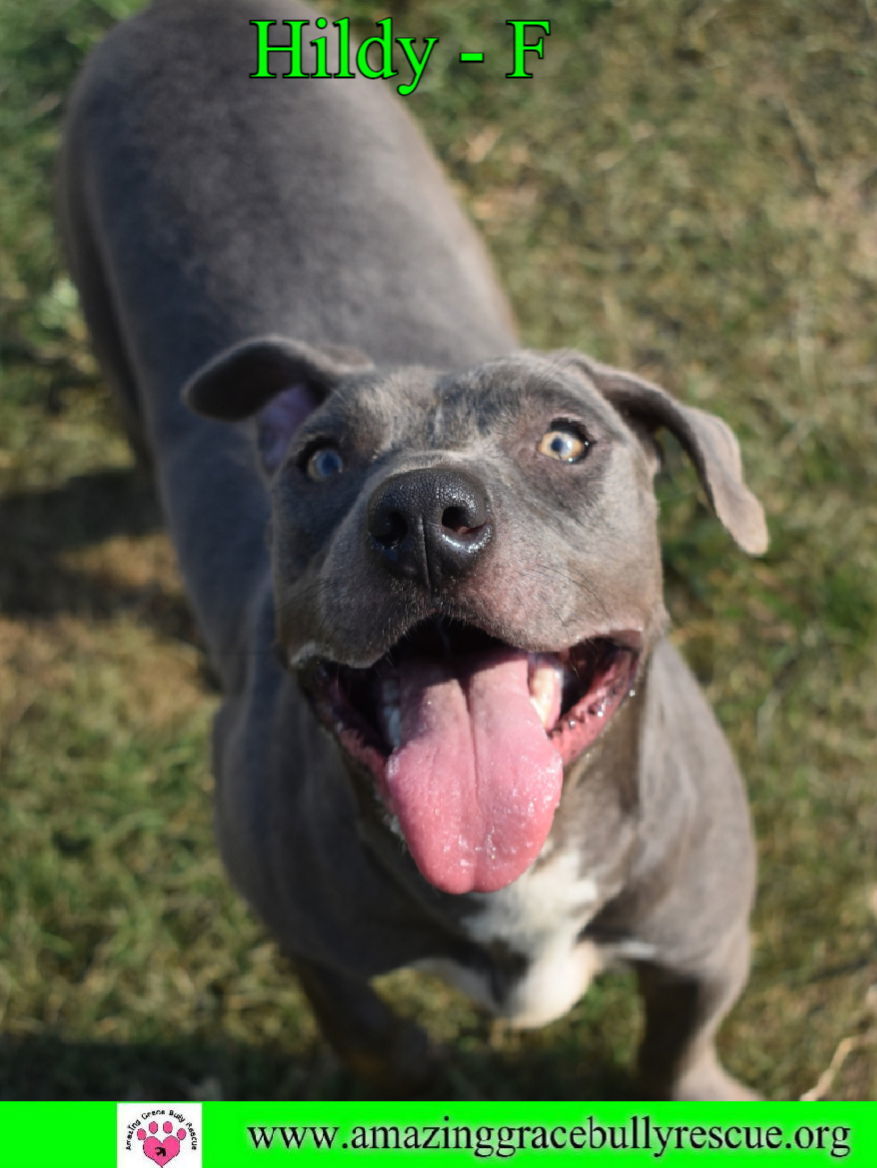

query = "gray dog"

[59,0,767,1099]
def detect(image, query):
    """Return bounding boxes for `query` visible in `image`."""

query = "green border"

[1,1101,874,1166]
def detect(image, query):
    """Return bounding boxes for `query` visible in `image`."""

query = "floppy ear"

[553,351,768,556]
[182,336,373,473]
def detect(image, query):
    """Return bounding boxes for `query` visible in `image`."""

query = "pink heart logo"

[137,1123,187,1164]
[143,1136,182,1164]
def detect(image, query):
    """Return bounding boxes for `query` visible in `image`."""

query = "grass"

[1,0,875,1100]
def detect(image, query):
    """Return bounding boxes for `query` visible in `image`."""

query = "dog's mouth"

[301,619,640,896]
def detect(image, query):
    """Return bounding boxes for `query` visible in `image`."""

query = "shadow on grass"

[0,467,159,553]
[0,466,197,646]
[3,1032,309,1102]
[3,1031,633,1102]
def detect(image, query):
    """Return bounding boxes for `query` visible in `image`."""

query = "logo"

[117,1104,202,1168]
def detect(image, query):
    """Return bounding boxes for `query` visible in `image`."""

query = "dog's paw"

[671,1065,761,1102]
[638,1049,762,1102]
[343,1020,448,1100]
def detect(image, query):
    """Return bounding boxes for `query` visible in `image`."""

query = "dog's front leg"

[634,926,758,1101]
[292,955,442,1098]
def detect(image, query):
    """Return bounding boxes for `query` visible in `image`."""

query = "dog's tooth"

[529,693,548,725]
[528,656,563,730]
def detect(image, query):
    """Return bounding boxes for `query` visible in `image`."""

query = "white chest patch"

[416,846,606,1029]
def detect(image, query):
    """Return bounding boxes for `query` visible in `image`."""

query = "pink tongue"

[384,650,563,895]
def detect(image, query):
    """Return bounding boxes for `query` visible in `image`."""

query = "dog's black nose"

[367,468,493,588]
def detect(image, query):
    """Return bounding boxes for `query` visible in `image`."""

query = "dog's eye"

[304,445,345,481]
[537,422,590,463]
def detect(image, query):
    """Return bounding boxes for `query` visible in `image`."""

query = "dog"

[59,0,767,1099]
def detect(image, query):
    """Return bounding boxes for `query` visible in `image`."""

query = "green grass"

[1,0,875,1100]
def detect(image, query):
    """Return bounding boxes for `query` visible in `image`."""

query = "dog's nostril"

[442,505,479,536]
[373,509,408,549]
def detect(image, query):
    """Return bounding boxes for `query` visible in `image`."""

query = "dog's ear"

[182,336,373,473]
[553,351,768,555]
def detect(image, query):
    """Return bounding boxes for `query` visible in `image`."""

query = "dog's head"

[184,338,766,895]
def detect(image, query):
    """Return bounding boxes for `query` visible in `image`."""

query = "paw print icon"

[137,1120,188,1164]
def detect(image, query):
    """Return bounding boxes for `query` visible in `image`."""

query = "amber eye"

[305,445,345,481]
[537,422,590,463]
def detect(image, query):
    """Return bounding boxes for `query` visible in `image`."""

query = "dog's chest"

[417,847,606,1028]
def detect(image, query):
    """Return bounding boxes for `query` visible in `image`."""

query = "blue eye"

[537,422,590,463]
[305,445,345,481]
